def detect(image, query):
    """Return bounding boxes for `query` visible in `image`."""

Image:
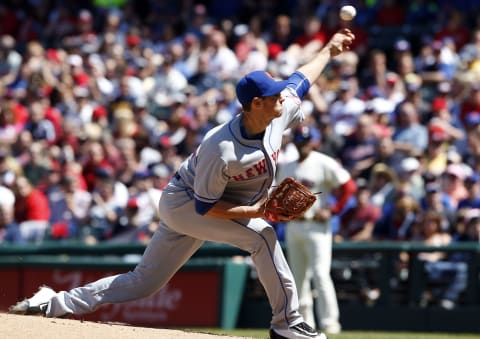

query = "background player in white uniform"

[277,125,357,335]
[9,29,355,339]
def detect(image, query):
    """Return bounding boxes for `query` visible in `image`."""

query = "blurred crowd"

[1,0,480,250]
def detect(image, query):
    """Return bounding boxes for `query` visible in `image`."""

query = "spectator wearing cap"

[364,97,394,138]
[23,142,51,187]
[114,137,142,187]
[458,27,480,70]
[107,195,148,243]
[424,123,452,176]
[374,192,420,241]
[420,182,456,232]
[428,102,465,142]
[418,39,454,84]
[442,163,468,209]
[393,38,411,62]
[0,34,21,73]
[434,80,463,123]
[109,75,138,118]
[151,163,173,190]
[398,73,431,119]
[458,173,480,209]
[373,136,398,170]
[337,178,381,242]
[13,176,50,243]
[383,72,406,107]
[151,52,188,107]
[463,211,480,243]
[234,24,269,76]
[359,49,391,95]
[316,114,344,159]
[462,111,480,137]
[91,105,109,129]
[369,163,397,209]
[414,36,434,70]
[62,9,100,53]
[81,141,115,192]
[394,46,416,85]
[24,100,57,144]
[189,51,223,95]
[340,113,379,178]
[395,156,425,200]
[414,210,468,310]
[88,54,115,99]
[47,174,92,240]
[391,101,428,160]
[165,42,190,80]
[181,33,202,79]
[439,37,461,76]
[329,77,366,137]
[215,82,242,124]
[82,162,129,243]
[206,29,239,81]
[85,168,126,244]
[38,91,64,142]
[126,169,162,232]
[71,85,95,125]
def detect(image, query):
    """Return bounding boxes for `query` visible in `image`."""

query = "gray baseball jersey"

[175,86,304,207]
[44,86,309,332]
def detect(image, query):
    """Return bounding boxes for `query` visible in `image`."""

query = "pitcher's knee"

[252,226,278,252]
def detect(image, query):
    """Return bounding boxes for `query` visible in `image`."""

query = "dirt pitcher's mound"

[0,313,255,339]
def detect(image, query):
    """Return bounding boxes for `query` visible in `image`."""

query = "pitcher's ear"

[252,97,263,107]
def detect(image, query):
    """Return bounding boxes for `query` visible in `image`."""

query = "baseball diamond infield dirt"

[1,313,256,339]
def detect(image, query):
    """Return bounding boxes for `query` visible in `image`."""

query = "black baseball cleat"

[270,322,328,339]
[9,300,48,315]
[8,286,56,316]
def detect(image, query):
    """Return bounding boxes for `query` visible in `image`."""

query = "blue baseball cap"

[293,125,313,144]
[236,71,288,106]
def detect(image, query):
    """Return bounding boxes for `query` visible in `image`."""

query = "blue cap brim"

[263,80,288,97]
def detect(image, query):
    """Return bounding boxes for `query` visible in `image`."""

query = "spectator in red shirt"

[266,15,294,59]
[4,93,28,128]
[434,10,470,51]
[459,83,480,127]
[81,141,114,192]
[12,176,50,243]
[294,16,326,48]
[337,178,382,242]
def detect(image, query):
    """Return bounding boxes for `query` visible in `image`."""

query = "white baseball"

[339,5,356,21]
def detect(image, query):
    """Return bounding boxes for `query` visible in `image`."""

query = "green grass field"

[186,328,480,339]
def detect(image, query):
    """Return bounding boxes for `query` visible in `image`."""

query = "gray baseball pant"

[47,187,302,330]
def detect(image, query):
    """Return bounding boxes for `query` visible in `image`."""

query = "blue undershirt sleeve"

[286,71,311,99]
[195,199,216,215]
